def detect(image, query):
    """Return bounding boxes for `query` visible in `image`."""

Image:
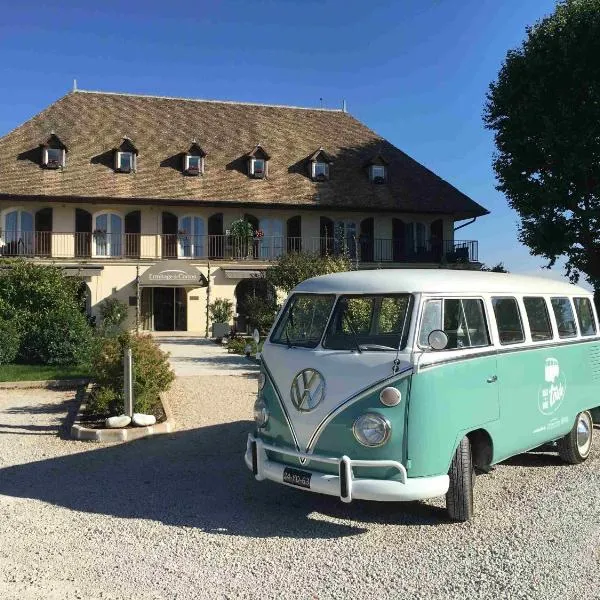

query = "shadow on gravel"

[503,451,565,468]
[0,416,448,538]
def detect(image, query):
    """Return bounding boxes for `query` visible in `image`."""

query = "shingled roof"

[0,90,488,218]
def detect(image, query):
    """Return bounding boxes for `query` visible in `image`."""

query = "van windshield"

[271,294,336,348]
[323,294,413,351]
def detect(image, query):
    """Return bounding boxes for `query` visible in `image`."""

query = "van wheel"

[557,411,593,464]
[446,436,474,522]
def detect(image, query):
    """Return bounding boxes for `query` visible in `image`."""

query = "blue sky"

[0,0,570,279]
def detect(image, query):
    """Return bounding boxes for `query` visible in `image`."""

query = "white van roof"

[293,269,591,296]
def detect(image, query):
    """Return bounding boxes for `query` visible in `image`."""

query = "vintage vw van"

[245,270,600,521]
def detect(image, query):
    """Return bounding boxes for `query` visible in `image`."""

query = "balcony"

[0,232,478,264]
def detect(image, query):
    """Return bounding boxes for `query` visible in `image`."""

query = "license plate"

[283,467,312,489]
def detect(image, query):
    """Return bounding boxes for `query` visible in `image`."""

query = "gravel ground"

[0,378,599,600]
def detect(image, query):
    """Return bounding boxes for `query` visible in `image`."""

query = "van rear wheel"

[446,436,474,522]
[557,411,593,464]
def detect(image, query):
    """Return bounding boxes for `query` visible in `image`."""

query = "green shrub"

[98,297,129,335]
[0,318,20,365]
[227,337,249,355]
[89,333,175,417]
[209,298,233,323]
[19,308,93,365]
[0,260,93,365]
[243,296,278,334]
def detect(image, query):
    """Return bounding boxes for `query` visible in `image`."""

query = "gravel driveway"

[0,378,599,600]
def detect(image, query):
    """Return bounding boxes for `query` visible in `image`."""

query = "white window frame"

[92,210,124,258]
[0,207,34,253]
[185,154,204,174]
[312,161,329,179]
[177,215,206,258]
[405,221,430,253]
[116,151,136,173]
[370,165,387,182]
[250,158,267,178]
[43,147,65,168]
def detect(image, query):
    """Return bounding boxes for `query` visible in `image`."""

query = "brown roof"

[0,90,488,218]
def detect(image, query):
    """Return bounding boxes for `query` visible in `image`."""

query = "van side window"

[550,297,578,338]
[492,297,524,344]
[419,298,489,349]
[573,297,596,336]
[523,297,553,341]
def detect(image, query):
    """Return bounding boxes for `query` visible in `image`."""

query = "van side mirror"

[428,330,448,351]
[252,329,260,345]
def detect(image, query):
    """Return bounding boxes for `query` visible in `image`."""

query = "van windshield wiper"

[343,313,363,354]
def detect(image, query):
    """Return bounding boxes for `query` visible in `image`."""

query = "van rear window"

[574,297,597,336]
[551,297,578,338]
[323,294,412,351]
[523,297,553,341]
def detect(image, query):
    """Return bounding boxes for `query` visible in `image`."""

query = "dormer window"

[308,147,333,181]
[41,133,67,169]
[117,152,134,173]
[247,145,270,179]
[114,137,138,173]
[366,152,389,183]
[251,158,266,178]
[370,165,387,183]
[184,142,206,176]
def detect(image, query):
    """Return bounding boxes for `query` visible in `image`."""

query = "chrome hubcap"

[576,413,592,456]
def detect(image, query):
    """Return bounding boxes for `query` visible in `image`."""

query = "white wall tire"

[558,411,593,464]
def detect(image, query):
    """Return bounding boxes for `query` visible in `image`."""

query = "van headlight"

[353,413,391,447]
[253,398,269,428]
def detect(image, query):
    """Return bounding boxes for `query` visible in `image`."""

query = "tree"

[481,262,508,273]
[264,251,352,293]
[484,0,600,301]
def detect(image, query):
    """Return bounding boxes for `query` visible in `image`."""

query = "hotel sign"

[139,260,208,288]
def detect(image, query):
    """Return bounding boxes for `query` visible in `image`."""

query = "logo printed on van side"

[538,358,567,415]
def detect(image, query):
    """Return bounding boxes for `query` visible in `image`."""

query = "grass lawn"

[0,364,90,382]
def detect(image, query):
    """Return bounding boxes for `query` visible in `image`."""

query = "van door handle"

[486,375,497,383]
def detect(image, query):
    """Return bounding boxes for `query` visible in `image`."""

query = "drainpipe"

[135,264,140,334]
[205,261,211,339]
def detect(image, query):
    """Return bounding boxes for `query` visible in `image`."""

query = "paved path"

[156,336,259,376]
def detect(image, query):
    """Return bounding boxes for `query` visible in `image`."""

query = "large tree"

[484,0,600,299]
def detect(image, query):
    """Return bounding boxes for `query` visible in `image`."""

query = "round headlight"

[253,398,269,428]
[258,372,266,391]
[380,387,401,407]
[353,413,391,447]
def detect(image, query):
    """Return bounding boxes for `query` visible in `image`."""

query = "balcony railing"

[0,231,478,264]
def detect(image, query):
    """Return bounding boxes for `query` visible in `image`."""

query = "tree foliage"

[481,262,509,273]
[208,298,234,323]
[265,251,352,293]
[0,260,93,364]
[484,0,600,291]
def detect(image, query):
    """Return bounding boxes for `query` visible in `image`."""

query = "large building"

[0,90,488,334]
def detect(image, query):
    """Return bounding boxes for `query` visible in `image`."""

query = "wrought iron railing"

[0,231,478,263]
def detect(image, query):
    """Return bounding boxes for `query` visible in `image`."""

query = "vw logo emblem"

[290,369,326,412]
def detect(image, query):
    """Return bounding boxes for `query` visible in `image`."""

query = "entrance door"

[151,287,188,331]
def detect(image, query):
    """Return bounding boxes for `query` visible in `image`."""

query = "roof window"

[247,145,270,179]
[184,142,206,176]
[308,148,333,181]
[114,137,138,173]
[366,152,389,183]
[41,133,67,169]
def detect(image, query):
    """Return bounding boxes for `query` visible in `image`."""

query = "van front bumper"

[245,434,449,503]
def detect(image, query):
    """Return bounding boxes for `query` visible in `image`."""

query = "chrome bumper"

[245,434,449,503]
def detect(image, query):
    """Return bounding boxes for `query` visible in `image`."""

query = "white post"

[123,348,133,417]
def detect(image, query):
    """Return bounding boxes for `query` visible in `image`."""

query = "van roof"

[293,269,591,296]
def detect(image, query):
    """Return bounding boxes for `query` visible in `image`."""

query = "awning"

[223,269,263,280]
[139,261,207,288]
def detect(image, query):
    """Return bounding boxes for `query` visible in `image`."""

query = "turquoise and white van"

[245,270,599,521]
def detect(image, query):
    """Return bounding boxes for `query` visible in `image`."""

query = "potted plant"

[229,218,254,259]
[209,298,234,339]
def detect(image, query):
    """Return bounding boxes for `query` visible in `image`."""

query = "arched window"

[334,219,357,258]
[258,218,284,259]
[178,216,205,258]
[2,209,34,255]
[93,212,122,257]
